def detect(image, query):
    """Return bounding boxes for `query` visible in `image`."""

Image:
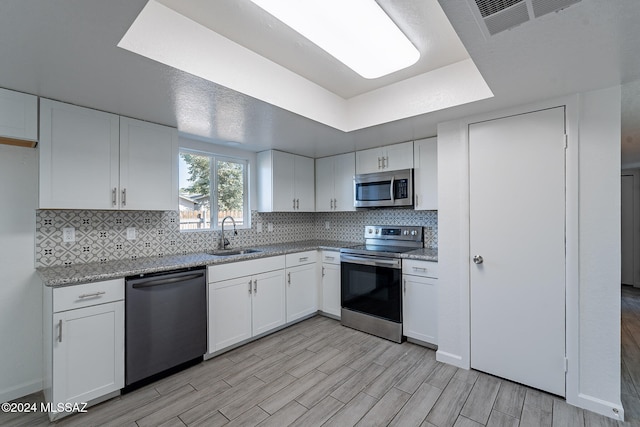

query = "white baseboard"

[436,350,466,369]
[0,379,43,404]
[567,393,624,422]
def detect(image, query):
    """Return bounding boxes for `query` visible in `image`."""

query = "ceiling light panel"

[248,0,420,79]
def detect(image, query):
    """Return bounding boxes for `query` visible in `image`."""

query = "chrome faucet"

[220,216,237,249]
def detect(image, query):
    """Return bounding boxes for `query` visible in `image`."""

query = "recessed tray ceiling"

[118,0,493,132]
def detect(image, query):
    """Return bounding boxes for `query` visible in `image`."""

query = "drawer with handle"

[285,250,317,267]
[320,250,340,265]
[402,260,438,279]
[53,278,124,313]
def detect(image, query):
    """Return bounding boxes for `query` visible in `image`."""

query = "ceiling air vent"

[475,0,524,18]
[467,0,582,36]
[531,0,582,18]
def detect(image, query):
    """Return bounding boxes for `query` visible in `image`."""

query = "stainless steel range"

[340,225,423,343]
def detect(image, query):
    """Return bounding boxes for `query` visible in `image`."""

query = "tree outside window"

[179,152,247,230]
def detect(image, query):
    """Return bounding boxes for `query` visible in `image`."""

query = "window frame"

[179,148,250,231]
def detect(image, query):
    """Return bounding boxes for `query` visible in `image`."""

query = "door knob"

[473,255,484,264]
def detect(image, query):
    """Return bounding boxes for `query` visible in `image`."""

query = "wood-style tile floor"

[3,302,640,427]
[622,285,640,423]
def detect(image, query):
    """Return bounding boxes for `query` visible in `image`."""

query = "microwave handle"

[390,176,395,202]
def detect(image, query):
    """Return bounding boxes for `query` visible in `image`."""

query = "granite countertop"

[37,240,438,287]
[403,247,439,262]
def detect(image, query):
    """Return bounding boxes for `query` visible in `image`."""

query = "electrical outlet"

[267,222,273,232]
[126,227,137,240]
[325,221,330,230]
[62,227,75,243]
[256,222,263,233]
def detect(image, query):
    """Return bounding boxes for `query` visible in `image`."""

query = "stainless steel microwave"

[354,169,413,208]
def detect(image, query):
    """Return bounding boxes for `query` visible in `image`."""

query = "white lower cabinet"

[209,276,253,351]
[402,260,438,346]
[320,250,341,318]
[208,256,286,353]
[285,251,318,323]
[44,279,124,421]
[252,270,288,335]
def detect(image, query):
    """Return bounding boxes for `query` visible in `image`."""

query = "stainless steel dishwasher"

[125,266,206,388]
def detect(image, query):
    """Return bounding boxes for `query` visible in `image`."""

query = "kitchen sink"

[206,248,262,257]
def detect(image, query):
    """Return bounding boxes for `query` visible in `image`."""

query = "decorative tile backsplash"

[314,209,438,248]
[36,209,437,267]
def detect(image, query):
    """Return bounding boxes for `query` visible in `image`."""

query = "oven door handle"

[340,254,401,269]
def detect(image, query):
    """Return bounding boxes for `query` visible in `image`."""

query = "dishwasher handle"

[131,272,205,289]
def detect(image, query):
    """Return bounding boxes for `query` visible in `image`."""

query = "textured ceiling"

[0,0,638,160]
[117,0,492,132]
[155,0,471,98]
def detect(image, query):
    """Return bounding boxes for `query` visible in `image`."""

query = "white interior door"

[469,107,566,397]
[621,174,634,286]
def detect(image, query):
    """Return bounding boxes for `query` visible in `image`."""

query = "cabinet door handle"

[254,279,257,293]
[415,194,418,207]
[296,199,300,209]
[58,319,62,343]
[325,256,335,261]
[412,266,428,272]
[121,188,127,207]
[383,156,388,169]
[293,198,296,209]
[377,157,382,169]
[112,188,117,206]
[248,280,252,294]
[299,257,308,262]
[330,199,333,209]
[403,279,406,293]
[288,272,291,285]
[78,291,106,299]
[322,266,325,277]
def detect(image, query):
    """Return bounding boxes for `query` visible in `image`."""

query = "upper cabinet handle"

[112,188,117,206]
[121,188,127,207]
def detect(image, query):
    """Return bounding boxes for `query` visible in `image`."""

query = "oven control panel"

[364,225,423,243]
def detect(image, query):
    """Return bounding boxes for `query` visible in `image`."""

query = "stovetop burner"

[341,244,420,258]
[340,225,424,258]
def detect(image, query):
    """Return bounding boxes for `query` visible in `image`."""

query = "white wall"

[436,86,623,420]
[0,144,42,403]
[576,87,622,410]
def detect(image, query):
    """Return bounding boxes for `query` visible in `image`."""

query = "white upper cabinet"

[294,155,315,211]
[39,99,178,210]
[355,141,413,174]
[413,137,438,210]
[0,88,38,144]
[315,156,333,212]
[39,99,120,210]
[315,152,355,212]
[119,117,178,211]
[257,150,315,212]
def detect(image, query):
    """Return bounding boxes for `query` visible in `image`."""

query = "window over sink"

[179,150,248,231]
